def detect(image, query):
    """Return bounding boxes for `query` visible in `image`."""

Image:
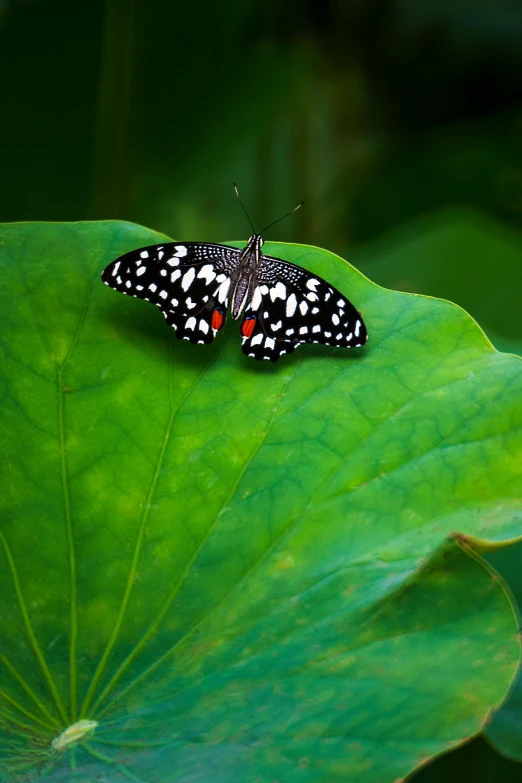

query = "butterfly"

[101,192,367,362]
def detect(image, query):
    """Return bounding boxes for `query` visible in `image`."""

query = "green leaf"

[1,221,522,783]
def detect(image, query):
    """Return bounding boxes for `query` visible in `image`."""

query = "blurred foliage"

[351,208,522,344]
[1,0,522,779]
[1,0,521,243]
[1,0,521,341]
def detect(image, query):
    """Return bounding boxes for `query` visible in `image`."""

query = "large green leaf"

[1,222,522,782]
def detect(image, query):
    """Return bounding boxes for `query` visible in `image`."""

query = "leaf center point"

[51,719,98,751]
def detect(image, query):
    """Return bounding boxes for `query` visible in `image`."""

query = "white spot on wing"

[332,313,340,325]
[271,320,282,332]
[186,317,196,330]
[136,266,146,276]
[251,287,262,311]
[217,277,231,303]
[159,290,167,299]
[251,333,263,346]
[270,282,286,301]
[265,337,275,350]
[140,251,149,259]
[174,246,188,257]
[306,292,319,302]
[198,264,216,284]
[160,269,167,276]
[312,325,321,333]
[355,320,361,337]
[112,262,120,276]
[299,326,308,334]
[286,293,297,317]
[148,283,157,293]
[171,298,178,307]
[306,279,320,291]
[167,258,179,267]
[182,268,196,291]
[299,301,308,315]
[171,270,181,283]
[200,319,209,334]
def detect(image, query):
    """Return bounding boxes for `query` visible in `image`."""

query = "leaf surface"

[1,221,522,782]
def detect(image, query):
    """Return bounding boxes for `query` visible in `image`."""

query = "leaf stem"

[0,652,61,729]
[0,534,68,724]
[0,698,54,735]
[83,743,147,782]
[57,367,78,721]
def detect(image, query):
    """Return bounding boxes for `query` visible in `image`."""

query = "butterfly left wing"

[101,242,240,344]
[240,253,367,362]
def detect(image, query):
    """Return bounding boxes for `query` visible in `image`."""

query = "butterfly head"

[248,234,264,248]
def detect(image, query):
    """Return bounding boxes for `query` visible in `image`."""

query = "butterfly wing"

[102,242,240,344]
[240,254,367,362]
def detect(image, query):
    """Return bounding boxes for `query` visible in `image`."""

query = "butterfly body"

[229,234,264,319]
[101,236,368,362]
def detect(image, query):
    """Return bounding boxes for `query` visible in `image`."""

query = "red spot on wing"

[241,316,257,338]
[211,308,224,331]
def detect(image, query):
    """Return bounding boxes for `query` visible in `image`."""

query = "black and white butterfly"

[102,187,367,363]
[101,234,367,362]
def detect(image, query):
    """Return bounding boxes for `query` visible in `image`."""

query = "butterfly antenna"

[260,201,304,235]
[233,183,256,235]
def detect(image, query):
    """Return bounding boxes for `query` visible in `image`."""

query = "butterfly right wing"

[240,252,367,361]
[101,242,240,344]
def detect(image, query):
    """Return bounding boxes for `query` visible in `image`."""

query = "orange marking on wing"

[211,309,224,331]
[241,316,256,338]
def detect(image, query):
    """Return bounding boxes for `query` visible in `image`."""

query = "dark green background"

[2,0,522,347]
[2,0,522,779]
